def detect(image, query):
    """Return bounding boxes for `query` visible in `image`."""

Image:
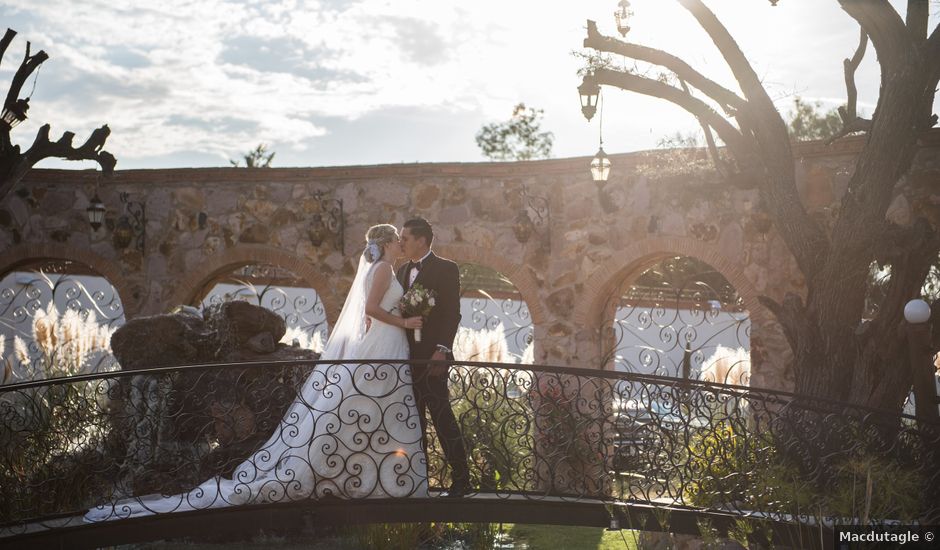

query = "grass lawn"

[506,524,639,550]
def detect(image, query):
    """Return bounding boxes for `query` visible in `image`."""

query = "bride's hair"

[364,224,398,263]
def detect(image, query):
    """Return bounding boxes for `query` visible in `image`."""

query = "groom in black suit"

[398,217,470,496]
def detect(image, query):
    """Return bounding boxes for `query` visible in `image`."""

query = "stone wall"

[3,132,939,392]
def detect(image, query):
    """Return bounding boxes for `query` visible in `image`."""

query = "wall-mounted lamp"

[112,192,145,253]
[512,184,550,250]
[307,190,344,252]
[86,193,106,231]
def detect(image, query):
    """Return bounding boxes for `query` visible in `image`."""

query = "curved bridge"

[1,360,938,549]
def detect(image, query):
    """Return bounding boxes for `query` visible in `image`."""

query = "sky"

[0,0,937,170]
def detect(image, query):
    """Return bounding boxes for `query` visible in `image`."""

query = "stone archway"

[170,245,340,320]
[574,237,792,391]
[436,244,546,363]
[0,244,130,379]
[170,245,341,350]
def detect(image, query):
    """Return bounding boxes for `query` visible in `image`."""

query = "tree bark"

[582,2,940,414]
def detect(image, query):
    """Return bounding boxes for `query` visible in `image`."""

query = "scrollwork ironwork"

[198,264,329,349]
[1,360,937,546]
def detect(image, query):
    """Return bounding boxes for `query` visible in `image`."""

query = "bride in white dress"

[86,224,428,521]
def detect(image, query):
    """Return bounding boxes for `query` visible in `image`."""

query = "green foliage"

[787,97,843,141]
[683,420,925,523]
[450,367,534,491]
[230,143,275,168]
[475,103,554,161]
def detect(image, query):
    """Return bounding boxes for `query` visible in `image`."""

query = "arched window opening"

[194,264,328,353]
[0,260,124,382]
[456,263,533,364]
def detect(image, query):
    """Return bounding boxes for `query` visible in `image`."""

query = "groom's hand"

[429,350,448,376]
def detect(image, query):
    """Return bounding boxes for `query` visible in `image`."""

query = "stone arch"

[0,243,135,315]
[435,243,547,362]
[0,243,131,376]
[169,245,342,326]
[573,236,790,389]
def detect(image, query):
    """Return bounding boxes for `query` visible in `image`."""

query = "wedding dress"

[85,256,428,521]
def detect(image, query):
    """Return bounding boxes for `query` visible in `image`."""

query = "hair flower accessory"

[366,241,381,262]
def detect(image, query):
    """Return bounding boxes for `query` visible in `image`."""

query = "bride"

[86,224,429,521]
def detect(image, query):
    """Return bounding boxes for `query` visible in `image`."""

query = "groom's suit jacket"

[396,252,461,361]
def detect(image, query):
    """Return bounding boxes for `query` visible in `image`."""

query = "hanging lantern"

[615,0,633,37]
[590,147,611,183]
[512,209,535,244]
[578,74,600,121]
[0,98,29,130]
[86,193,106,231]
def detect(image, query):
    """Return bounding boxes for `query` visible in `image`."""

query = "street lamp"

[904,299,931,324]
[903,298,938,426]
[615,0,633,37]
[578,74,600,121]
[0,98,29,130]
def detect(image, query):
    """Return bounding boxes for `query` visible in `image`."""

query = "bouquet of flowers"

[400,283,436,342]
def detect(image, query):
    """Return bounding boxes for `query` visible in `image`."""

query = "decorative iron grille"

[604,256,750,384]
[457,263,533,363]
[1,359,937,545]
[0,261,124,382]
[198,264,328,350]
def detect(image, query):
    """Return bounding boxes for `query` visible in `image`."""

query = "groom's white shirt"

[409,250,432,287]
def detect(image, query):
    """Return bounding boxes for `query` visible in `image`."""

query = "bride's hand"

[402,316,423,329]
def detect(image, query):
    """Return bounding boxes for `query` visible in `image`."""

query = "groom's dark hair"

[404,217,433,246]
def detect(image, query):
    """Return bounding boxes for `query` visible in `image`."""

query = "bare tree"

[0,29,116,200]
[582,1,940,412]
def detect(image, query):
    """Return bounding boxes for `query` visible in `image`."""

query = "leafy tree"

[475,103,554,161]
[581,1,940,412]
[230,143,275,168]
[788,97,843,141]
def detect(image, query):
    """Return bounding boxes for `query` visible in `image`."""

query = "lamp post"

[904,298,938,426]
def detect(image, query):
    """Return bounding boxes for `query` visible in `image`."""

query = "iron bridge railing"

[1,359,938,548]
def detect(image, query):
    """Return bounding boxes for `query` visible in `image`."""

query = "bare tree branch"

[0,29,15,69]
[844,27,868,122]
[583,20,745,114]
[838,0,911,72]
[0,30,115,199]
[678,79,729,177]
[906,0,930,43]
[925,22,940,91]
[828,28,874,144]
[592,67,751,160]
[676,0,777,111]
[4,42,47,110]
[0,124,115,200]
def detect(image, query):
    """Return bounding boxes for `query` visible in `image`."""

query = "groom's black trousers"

[411,359,470,490]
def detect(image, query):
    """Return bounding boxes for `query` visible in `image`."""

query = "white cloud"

[0,0,936,167]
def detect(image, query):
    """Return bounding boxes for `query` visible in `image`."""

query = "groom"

[398,217,471,497]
